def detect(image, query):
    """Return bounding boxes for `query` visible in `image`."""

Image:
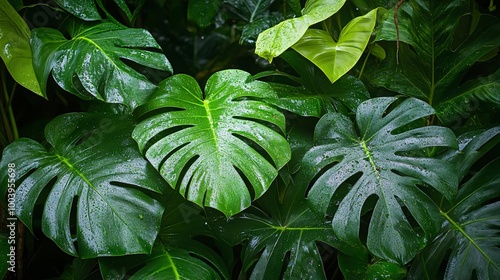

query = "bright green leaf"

[0,0,43,96]
[30,20,172,109]
[301,97,458,264]
[292,8,378,83]
[0,113,165,258]
[255,0,346,62]
[133,70,291,217]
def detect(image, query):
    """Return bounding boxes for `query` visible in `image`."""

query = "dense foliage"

[1,0,499,279]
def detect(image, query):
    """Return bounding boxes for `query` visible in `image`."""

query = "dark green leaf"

[372,1,500,123]
[212,186,339,280]
[0,233,8,278]
[99,243,223,279]
[0,0,42,96]
[223,0,273,22]
[302,97,458,264]
[133,70,291,217]
[53,0,101,20]
[409,158,500,279]
[338,253,406,280]
[0,113,165,258]
[30,20,172,109]
[58,258,98,280]
[188,0,222,28]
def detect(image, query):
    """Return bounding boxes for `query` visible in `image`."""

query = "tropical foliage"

[0,0,499,279]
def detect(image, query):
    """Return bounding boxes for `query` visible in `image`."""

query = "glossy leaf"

[53,0,141,22]
[0,0,42,96]
[212,184,339,280]
[302,97,458,264]
[292,8,378,83]
[133,70,291,217]
[30,20,172,109]
[255,0,346,62]
[409,158,500,279]
[338,253,406,280]
[99,243,223,280]
[372,0,500,123]
[0,113,165,258]
[223,0,273,22]
[188,0,222,27]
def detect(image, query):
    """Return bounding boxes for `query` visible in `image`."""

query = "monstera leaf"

[0,113,165,258]
[372,0,500,124]
[291,8,378,83]
[211,182,340,280]
[0,0,42,96]
[133,70,291,217]
[301,97,458,264]
[409,156,500,279]
[30,20,172,109]
[255,0,346,62]
[100,243,225,279]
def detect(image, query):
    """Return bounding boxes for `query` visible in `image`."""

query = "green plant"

[0,0,499,279]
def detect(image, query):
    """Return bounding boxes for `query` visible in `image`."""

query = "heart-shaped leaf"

[0,0,42,96]
[301,97,458,264]
[0,113,165,258]
[133,70,291,217]
[255,0,347,62]
[30,20,172,109]
[291,8,378,83]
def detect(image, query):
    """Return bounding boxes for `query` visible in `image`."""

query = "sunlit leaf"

[255,0,346,62]
[291,8,378,83]
[0,0,42,96]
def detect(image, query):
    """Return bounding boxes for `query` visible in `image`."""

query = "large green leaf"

[291,8,378,83]
[133,70,291,217]
[211,182,339,280]
[409,158,500,279]
[30,20,172,109]
[0,113,165,258]
[371,0,500,124]
[99,243,224,280]
[188,0,222,27]
[255,0,346,62]
[301,97,458,264]
[0,0,42,96]
[223,0,274,22]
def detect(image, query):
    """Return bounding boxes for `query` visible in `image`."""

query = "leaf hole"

[231,133,275,168]
[360,194,379,244]
[118,57,170,84]
[279,251,291,279]
[69,195,78,244]
[142,125,193,155]
[158,142,191,173]
[136,106,186,122]
[305,160,342,196]
[176,155,200,197]
[395,196,420,229]
[232,115,283,135]
[234,166,256,200]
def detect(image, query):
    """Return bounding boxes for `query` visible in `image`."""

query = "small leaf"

[0,0,43,96]
[0,113,165,258]
[301,97,458,264]
[292,8,378,83]
[188,0,222,27]
[255,0,347,62]
[31,20,172,109]
[133,70,291,217]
